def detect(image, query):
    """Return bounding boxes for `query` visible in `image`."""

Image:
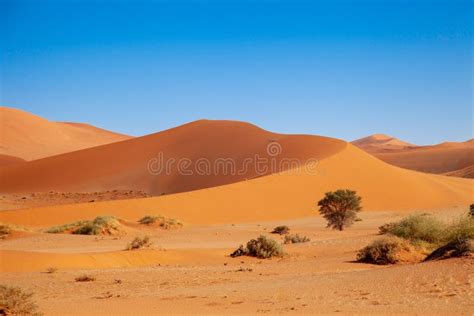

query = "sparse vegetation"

[378,214,446,245]
[138,215,183,229]
[230,235,284,259]
[370,214,474,263]
[45,221,88,234]
[317,189,362,231]
[46,267,58,274]
[443,216,474,244]
[424,239,472,261]
[469,204,474,218]
[46,216,120,235]
[126,235,152,250]
[356,236,417,265]
[284,234,310,244]
[0,284,41,315]
[75,274,96,282]
[271,225,290,235]
[0,225,12,238]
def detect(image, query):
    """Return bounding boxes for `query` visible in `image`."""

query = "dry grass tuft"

[0,284,41,315]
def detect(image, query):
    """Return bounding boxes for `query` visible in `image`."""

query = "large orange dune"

[0,106,132,160]
[0,119,346,195]
[353,134,474,177]
[1,142,472,227]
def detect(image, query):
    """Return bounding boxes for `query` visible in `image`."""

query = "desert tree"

[317,189,362,231]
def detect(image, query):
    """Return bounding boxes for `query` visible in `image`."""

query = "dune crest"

[353,134,474,177]
[0,106,132,160]
[0,119,347,195]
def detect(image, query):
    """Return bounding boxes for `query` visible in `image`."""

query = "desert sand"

[1,112,473,315]
[353,134,474,178]
[1,211,473,315]
[0,106,131,160]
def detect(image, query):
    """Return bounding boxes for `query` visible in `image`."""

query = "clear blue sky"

[1,0,472,145]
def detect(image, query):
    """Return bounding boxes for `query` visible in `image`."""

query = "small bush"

[378,214,446,244]
[0,284,41,315]
[75,275,96,282]
[356,236,416,265]
[46,221,88,234]
[126,236,152,250]
[469,204,474,218]
[317,189,362,231]
[47,216,119,235]
[46,267,58,274]
[271,225,290,235]
[230,235,284,259]
[284,234,310,244]
[138,215,182,229]
[0,225,12,237]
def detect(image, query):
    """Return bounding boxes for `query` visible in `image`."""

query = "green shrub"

[271,225,290,235]
[356,236,416,265]
[126,236,152,250]
[284,234,310,244]
[45,221,88,234]
[138,215,182,229]
[75,275,96,282]
[230,235,284,259]
[0,284,41,315]
[378,214,446,244]
[47,216,119,235]
[317,189,362,231]
[443,216,474,244]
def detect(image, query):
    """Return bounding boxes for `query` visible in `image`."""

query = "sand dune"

[0,119,346,195]
[352,134,414,152]
[353,134,474,177]
[443,164,474,179]
[1,143,471,227]
[0,154,25,167]
[0,106,132,160]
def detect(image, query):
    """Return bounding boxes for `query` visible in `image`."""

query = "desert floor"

[1,209,473,315]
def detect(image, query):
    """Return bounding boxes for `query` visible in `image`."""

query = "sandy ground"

[1,210,472,315]
[0,190,150,211]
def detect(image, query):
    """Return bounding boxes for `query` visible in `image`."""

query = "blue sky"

[1,0,472,145]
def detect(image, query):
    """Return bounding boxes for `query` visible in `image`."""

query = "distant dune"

[0,154,25,167]
[0,122,472,226]
[0,119,346,195]
[443,164,474,179]
[0,106,132,160]
[352,134,474,178]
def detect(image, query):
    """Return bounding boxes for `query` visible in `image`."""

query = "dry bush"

[75,275,96,282]
[0,284,41,315]
[284,234,310,244]
[45,267,58,274]
[138,215,182,229]
[126,236,152,250]
[356,236,419,265]
[230,235,284,259]
[271,225,290,235]
[0,225,12,238]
